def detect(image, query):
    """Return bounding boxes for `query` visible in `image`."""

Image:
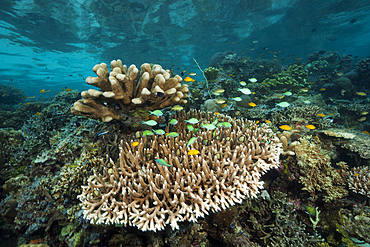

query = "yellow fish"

[65,88,72,92]
[319,88,326,91]
[362,131,370,135]
[36,112,41,116]
[188,149,200,155]
[222,103,227,108]
[248,102,257,107]
[361,111,369,115]
[171,105,183,111]
[183,76,195,82]
[132,142,139,147]
[215,112,220,115]
[40,89,45,93]
[305,125,316,130]
[279,125,292,130]
[356,92,366,96]
[265,120,271,123]
[317,113,326,117]
[353,173,360,176]
[303,205,318,216]
[358,117,367,122]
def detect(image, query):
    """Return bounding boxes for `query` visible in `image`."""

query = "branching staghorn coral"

[71,60,188,122]
[77,110,282,231]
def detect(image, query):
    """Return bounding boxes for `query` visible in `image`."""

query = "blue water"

[1,0,370,97]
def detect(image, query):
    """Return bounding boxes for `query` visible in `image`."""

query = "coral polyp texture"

[71,60,189,122]
[348,166,370,198]
[77,110,282,231]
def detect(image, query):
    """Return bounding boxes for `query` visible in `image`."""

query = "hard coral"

[295,138,349,202]
[77,110,282,231]
[348,166,370,198]
[71,60,188,122]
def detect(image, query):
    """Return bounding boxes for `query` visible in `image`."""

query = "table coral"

[77,110,282,231]
[71,60,189,122]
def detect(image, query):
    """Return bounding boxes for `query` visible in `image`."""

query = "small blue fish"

[187,137,197,147]
[169,119,178,125]
[97,131,109,136]
[187,125,195,131]
[166,132,179,137]
[201,123,217,130]
[185,118,199,124]
[276,102,290,108]
[142,120,158,126]
[155,159,171,167]
[220,122,232,128]
[149,110,163,117]
[154,129,165,135]
[143,130,154,136]
[212,118,218,126]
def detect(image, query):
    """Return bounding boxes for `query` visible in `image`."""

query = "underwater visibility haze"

[1,0,370,246]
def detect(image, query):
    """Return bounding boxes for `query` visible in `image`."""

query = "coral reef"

[341,205,370,243]
[319,128,370,161]
[295,138,349,202]
[78,110,282,231]
[0,84,25,106]
[200,99,222,113]
[355,58,370,82]
[204,67,219,82]
[71,60,188,122]
[271,105,331,129]
[348,166,370,198]
[262,64,309,92]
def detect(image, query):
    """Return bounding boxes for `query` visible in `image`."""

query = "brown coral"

[71,60,188,122]
[295,138,349,202]
[77,110,282,231]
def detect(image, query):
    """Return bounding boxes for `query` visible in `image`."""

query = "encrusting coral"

[77,110,282,232]
[71,60,189,122]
